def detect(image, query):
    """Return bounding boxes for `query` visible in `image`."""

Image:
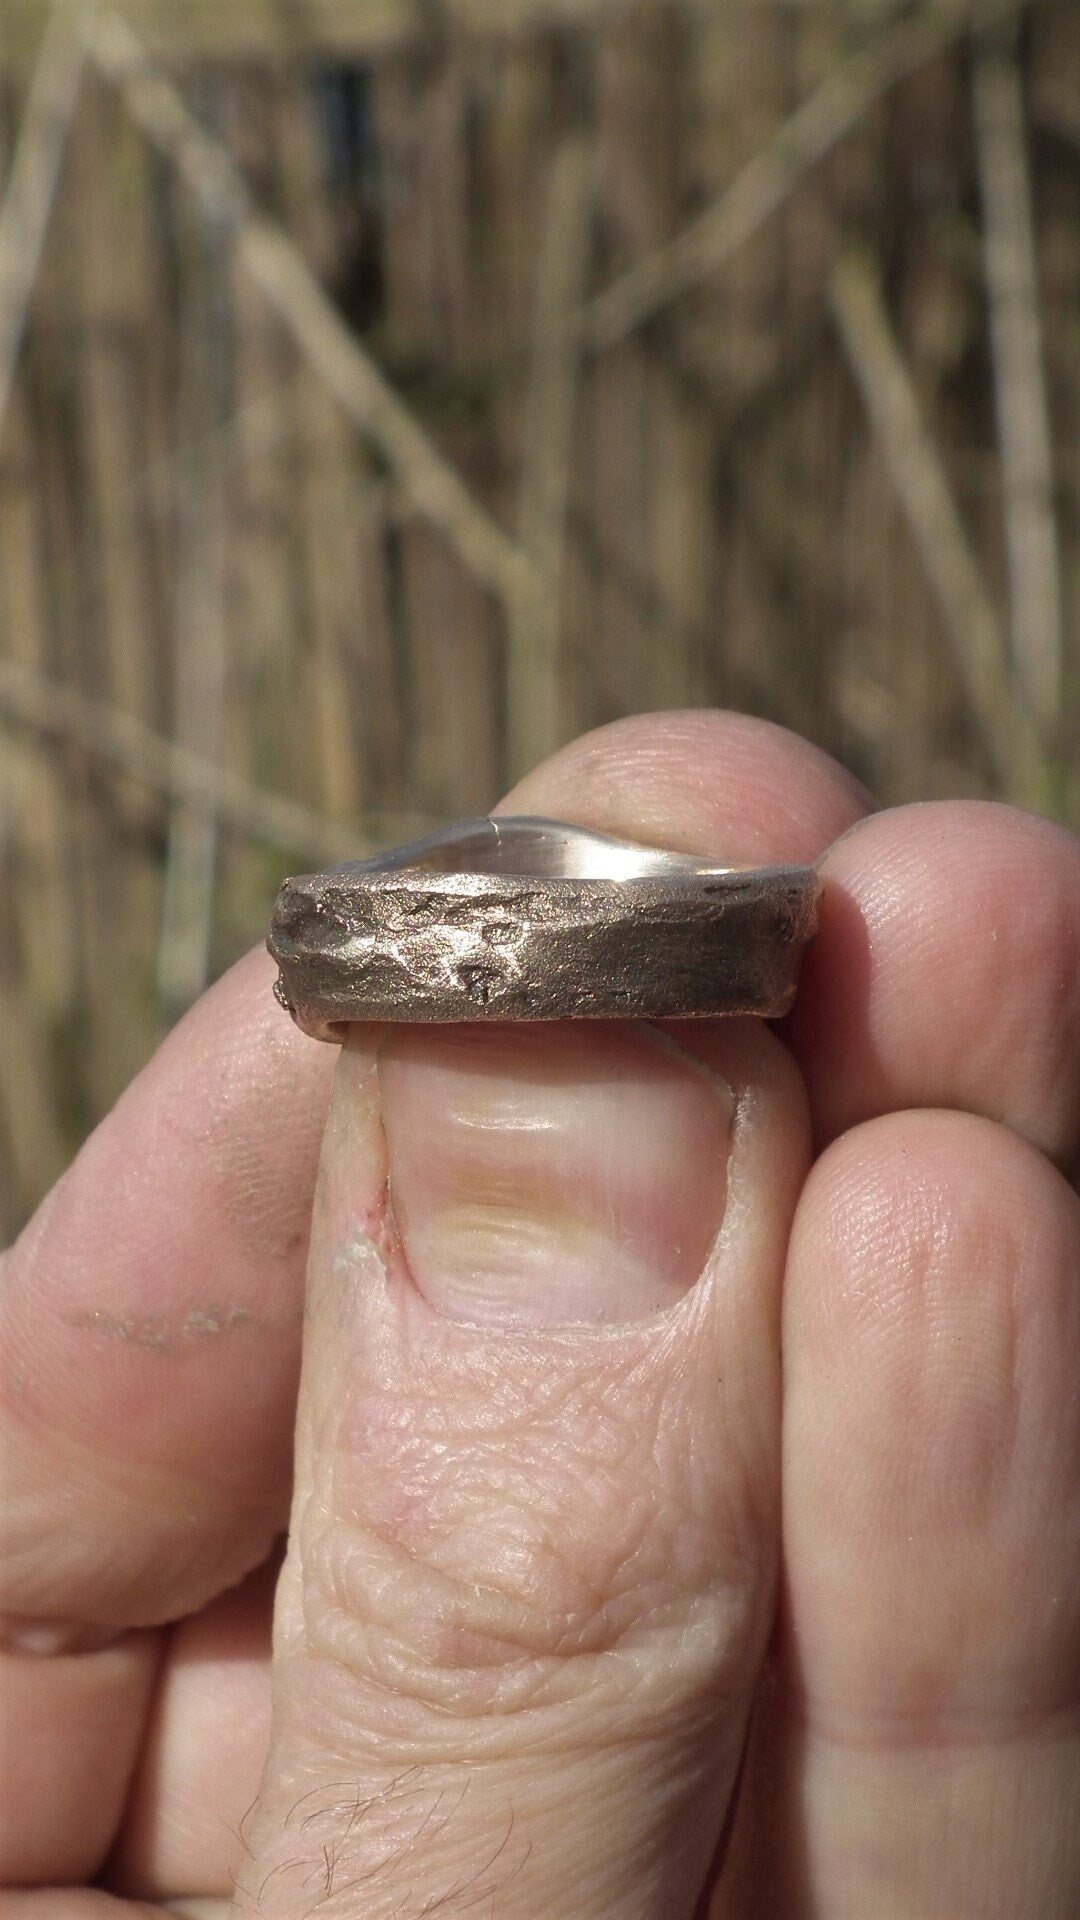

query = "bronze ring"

[267,816,821,1041]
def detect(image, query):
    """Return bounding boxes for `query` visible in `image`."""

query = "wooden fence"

[1,0,1077,1238]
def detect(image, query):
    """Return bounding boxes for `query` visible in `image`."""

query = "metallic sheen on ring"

[267,816,821,1041]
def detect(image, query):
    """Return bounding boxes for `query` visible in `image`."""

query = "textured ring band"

[267,816,821,1041]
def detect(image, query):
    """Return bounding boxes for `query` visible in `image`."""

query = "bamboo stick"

[973,22,1063,742]
[829,249,1041,800]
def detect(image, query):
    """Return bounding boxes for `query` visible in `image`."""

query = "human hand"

[3,711,1079,1918]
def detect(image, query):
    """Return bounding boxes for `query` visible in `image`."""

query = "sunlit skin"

[2,711,1079,1918]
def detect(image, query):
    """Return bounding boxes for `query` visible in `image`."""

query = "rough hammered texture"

[267,865,820,1039]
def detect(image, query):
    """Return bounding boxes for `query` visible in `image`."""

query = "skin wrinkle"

[285,1175,766,1734]
[773,1691,1080,1753]
[294,1409,759,1742]
[296,1562,747,1756]
[325,1417,682,1661]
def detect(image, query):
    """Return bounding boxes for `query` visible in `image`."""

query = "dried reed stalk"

[0,902,68,1229]
[69,61,161,1101]
[157,143,231,1022]
[69,74,165,1093]
[973,24,1063,742]
[221,72,302,804]
[600,5,704,717]
[829,250,1041,800]
[587,11,680,725]
[26,68,139,1122]
[355,476,407,808]
[71,78,158,738]
[508,137,593,783]
[580,0,1026,350]
[0,0,88,430]
[1031,77,1080,154]
[276,82,363,826]
[687,1,791,713]
[0,654,435,863]
[5,0,667,65]
[291,376,368,820]
[0,346,77,1023]
[372,51,502,813]
[482,37,550,366]
[0,374,71,1228]
[87,8,536,617]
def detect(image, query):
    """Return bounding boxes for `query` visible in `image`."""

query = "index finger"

[1,947,336,1632]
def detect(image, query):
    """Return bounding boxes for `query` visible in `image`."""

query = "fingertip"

[788,802,1080,1166]
[498,710,874,864]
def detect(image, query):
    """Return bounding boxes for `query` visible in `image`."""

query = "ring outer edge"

[266,864,822,1040]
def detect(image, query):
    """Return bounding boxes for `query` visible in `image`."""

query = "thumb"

[238,1013,806,1918]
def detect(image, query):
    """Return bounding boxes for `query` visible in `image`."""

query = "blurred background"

[0,0,1077,1240]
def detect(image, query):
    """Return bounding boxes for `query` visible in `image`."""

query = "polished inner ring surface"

[268,815,821,1040]
[347,816,738,881]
